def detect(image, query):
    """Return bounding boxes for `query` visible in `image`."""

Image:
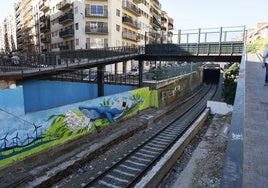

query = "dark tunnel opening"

[203,67,221,84]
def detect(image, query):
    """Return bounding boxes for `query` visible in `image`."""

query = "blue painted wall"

[0,86,25,116]
[22,80,136,113]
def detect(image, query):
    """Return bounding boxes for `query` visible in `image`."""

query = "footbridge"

[0,26,246,81]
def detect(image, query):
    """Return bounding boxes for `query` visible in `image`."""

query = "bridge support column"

[189,62,193,91]
[138,60,143,87]
[97,65,105,97]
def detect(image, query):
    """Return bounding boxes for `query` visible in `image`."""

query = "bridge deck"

[0,42,244,80]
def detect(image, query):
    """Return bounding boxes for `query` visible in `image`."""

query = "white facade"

[247,22,268,43]
[10,0,172,53]
[73,1,86,49]
[108,0,122,47]
[0,25,4,52]
[0,12,17,53]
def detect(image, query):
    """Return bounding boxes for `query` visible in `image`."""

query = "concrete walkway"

[244,54,268,188]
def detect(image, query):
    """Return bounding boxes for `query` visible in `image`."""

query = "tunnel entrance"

[203,64,221,84]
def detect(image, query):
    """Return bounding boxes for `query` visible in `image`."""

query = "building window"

[74,6,78,14]
[116,24,120,32]
[90,5,104,16]
[75,23,79,30]
[116,40,120,46]
[88,38,107,48]
[116,9,120,17]
[76,39,79,46]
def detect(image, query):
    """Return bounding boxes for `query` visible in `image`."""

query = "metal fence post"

[219,27,223,54]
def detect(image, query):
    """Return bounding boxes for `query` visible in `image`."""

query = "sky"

[0,0,267,30]
[161,0,268,30]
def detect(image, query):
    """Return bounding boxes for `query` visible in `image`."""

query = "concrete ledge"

[135,108,210,188]
[1,117,148,187]
[220,52,245,188]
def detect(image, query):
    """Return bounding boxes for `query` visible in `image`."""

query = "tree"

[247,37,268,54]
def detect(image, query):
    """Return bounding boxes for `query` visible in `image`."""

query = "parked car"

[127,68,139,76]
[83,72,97,81]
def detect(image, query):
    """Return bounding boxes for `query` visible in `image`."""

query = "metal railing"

[145,42,244,56]
[145,25,246,45]
[146,62,203,81]
[145,26,246,56]
[0,46,144,76]
[0,26,246,78]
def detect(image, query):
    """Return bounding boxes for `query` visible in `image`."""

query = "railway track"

[83,84,217,188]
[4,84,216,188]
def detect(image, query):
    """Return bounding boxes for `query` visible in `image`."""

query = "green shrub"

[247,38,268,53]
[223,62,240,105]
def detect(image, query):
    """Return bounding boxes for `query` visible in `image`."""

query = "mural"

[0,87,157,167]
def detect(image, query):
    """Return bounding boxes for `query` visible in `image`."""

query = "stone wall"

[144,68,203,108]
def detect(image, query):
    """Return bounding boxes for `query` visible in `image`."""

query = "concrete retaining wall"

[144,68,203,108]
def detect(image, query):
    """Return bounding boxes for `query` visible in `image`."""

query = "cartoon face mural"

[0,87,155,167]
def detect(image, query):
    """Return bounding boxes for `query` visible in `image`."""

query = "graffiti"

[0,88,152,164]
[0,120,44,151]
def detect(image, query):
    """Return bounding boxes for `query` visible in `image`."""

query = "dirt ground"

[52,112,232,188]
[158,113,232,188]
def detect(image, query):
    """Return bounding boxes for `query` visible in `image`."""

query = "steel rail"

[84,84,217,188]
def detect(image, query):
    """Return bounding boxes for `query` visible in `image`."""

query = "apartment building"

[12,0,173,53]
[15,0,36,52]
[247,22,268,43]
[0,27,3,52]
[0,13,17,53]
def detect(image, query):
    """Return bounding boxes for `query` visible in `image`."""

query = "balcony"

[27,20,35,28]
[16,12,20,18]
[59,28,74,38]
[57,0,72,11]
[122,16,141,29]
[59,45,69,50]
[150,7,161,18]
[161,17,167,23]
[24,13,33,23]
[133,0,142,4]
[122,31,140,42]
[85,7,108,18]
[17,38,23,44]
[25,0,31,5]
[39,1,49,12]
[40,25,50,33]
[41,37,51,43]
[59,13,74,24]
[161,26,167,31]
[40,15,50,22]
[122,0,141,16]
[150,16,161,28]
[15,4,20,11]
[150,0,161,9]
[22,32,30,38]
[85,25,108,34]
[168,22,174,30]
